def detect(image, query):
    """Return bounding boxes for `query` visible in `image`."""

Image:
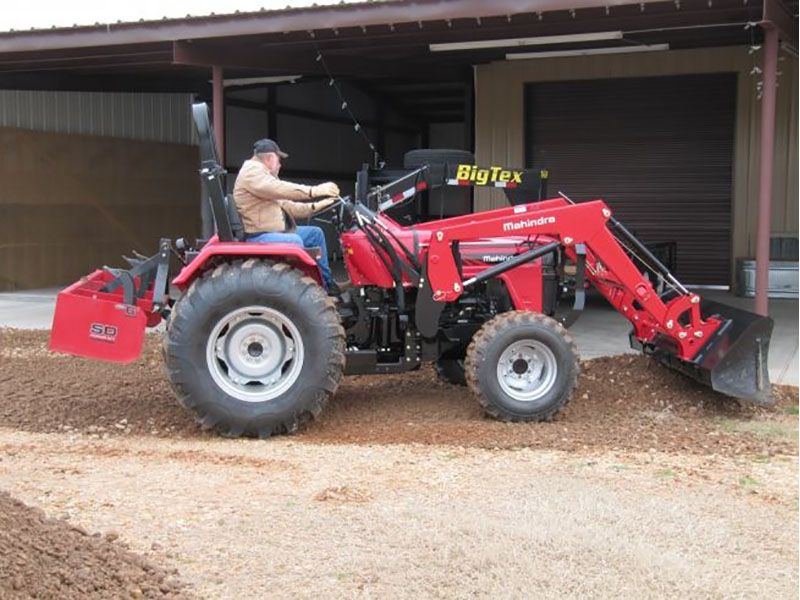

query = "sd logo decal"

[89,323,118,342]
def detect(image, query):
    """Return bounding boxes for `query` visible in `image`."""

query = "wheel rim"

[206,306,304,403]
[496,340,558,402]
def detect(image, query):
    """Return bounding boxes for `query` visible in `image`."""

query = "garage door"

[525,73,736,286]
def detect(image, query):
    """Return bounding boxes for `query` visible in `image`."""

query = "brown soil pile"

[0,491,190,599]
[1,329,796,456]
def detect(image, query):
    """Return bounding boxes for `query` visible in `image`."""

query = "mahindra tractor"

[49,103,773,438]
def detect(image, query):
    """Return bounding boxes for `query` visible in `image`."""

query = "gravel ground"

[0,328,797,598]
[0,329,797,456]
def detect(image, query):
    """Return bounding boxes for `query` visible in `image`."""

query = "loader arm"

[423,198,723,363]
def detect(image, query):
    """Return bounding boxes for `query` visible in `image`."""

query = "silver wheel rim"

[206,306,304,403]
[496,340,558,402]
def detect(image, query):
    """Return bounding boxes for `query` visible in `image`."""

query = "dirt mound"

[0,329,796,456]
[0,490,190,599]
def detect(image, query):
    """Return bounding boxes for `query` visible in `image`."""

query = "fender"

[171,238,323,289]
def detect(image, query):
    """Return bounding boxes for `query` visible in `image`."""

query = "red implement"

[49,270,157,364]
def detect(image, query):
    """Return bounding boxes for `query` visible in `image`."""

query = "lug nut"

[666,320,674,329]
[694,331,704,338]
[679,332,688,339]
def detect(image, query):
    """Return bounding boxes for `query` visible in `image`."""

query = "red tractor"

[50,103,773,438]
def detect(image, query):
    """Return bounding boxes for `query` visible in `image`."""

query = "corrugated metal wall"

[474,46,799,283]
[0,126,200,291]
[0,90,194,144]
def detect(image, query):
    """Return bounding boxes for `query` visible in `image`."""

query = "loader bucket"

[49,270,152,364]
[646,300,774,404]
[695,300,773,403]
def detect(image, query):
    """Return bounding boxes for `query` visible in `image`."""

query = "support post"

[754,26,779,316]
[212,65,225,167]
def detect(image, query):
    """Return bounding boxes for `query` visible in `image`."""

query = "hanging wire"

[315,47,385,168]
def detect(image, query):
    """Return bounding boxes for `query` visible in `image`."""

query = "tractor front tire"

[163,259,345,438]
[465,312,579,422]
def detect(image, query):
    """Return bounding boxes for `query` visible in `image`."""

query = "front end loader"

[49,103,773,438]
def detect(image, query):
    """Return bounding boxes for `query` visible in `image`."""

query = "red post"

[754,26,779,316]
[212,65,225,166]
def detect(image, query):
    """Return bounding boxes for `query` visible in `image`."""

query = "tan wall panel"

[773,58,798,234]
[475,47,798,281]
[0,128,200,291]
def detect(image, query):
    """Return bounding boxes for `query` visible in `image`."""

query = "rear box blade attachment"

[645,300,774,405]
[49,270,150,364]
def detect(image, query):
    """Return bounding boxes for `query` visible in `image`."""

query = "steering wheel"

[314,195,356,232]
[335,195,356,230]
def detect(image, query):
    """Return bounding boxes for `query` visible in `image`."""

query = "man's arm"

[241,165,339,201]
[280,198,336,219]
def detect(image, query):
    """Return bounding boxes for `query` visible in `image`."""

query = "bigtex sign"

[450,164,524,188]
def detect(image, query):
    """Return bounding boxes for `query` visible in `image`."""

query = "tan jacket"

[233,158,325,233]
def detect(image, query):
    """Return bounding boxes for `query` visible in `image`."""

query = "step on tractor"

[49,103,774,438]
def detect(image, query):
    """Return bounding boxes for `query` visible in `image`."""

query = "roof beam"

[172,40,464,81]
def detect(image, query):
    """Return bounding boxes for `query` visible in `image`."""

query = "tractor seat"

[223,194,246,242]
[223,195,323,260]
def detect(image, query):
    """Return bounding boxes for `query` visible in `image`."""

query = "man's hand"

[312,197,337,213]
[311,182,340,198]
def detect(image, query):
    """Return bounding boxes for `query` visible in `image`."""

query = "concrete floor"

[1,287,797,386]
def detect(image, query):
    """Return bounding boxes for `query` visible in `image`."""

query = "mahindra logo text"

[481,255,511,263]
[502,216,556,232]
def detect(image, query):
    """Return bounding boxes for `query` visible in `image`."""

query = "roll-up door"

[525,73,736,285]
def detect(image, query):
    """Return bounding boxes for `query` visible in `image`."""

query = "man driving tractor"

[233,138,340,291]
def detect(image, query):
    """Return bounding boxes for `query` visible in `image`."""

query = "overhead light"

[430,31,623,52]
[215,75,302,87]
[506,44,670,60]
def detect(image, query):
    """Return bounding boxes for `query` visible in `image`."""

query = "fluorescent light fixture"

[218,75,302,87]
[430,31,623,52]
[506,44,669,60]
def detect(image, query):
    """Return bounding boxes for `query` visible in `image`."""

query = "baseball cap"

[253,138,288,158]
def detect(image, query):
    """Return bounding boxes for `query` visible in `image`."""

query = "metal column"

[754,26,779,316]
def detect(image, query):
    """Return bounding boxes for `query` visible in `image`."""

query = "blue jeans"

[246,226,332,289]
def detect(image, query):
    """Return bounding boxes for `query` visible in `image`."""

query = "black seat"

[223,195,246,242]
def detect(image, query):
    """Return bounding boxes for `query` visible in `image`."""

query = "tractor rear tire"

[435,358,466,386]
[163,259,345,438]
[465,311,579,422]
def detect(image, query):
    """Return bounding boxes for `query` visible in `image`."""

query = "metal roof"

[0,1,390,34]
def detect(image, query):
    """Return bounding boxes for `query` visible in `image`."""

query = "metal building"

[0,0,796,313]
